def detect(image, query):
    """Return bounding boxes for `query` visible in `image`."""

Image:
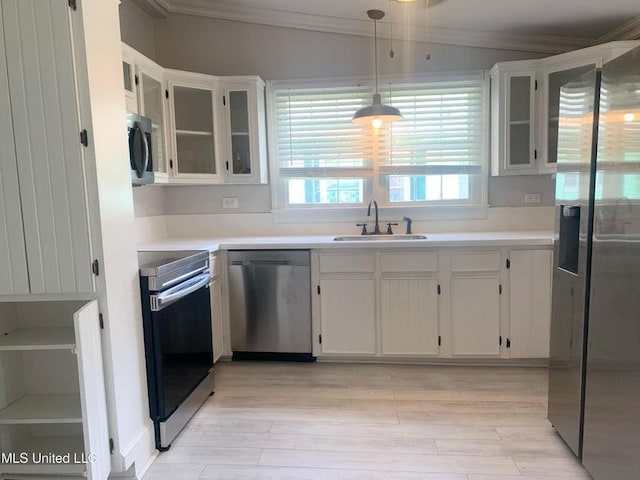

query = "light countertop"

[138,231,554,253]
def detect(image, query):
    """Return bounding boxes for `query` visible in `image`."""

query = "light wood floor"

[143,362,591,480]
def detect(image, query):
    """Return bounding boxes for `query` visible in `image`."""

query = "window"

[270,73,488,209]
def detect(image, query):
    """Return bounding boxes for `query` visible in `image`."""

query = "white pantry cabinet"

[0,0,94,296]
[0,300,110,479]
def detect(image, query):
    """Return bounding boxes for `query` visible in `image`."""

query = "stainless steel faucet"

[367,199,381,234]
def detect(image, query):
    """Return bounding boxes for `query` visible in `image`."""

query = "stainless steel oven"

[138,250,214,451]
[128,112,154,185]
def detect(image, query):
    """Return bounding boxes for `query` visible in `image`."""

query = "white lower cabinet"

[209,253,226,363]
[0,300,110,479]
[380,277,439,356]
[508,249,553,358]
[319,277,376,355]
[450,275,501,356]
[314,247,551,361]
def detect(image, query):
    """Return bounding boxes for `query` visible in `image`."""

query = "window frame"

[267,71,490,219]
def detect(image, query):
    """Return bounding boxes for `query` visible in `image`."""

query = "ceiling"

[142,0,640,53]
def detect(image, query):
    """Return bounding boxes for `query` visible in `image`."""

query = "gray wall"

[121,9,556,216]
[119,0,156,60]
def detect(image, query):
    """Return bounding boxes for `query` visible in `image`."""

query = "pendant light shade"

[353,10,403,128]
[352,93,403,128]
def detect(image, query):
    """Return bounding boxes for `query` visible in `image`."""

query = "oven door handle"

[151,271,210,312]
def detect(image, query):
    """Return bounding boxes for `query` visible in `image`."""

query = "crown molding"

[130,0,169,18]
[150,0,594,54]
[599,16,640,42]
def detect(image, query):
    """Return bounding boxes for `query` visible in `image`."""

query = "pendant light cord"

[374,18,378,94]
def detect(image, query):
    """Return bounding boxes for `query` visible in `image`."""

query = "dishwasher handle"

[231,260,292,266]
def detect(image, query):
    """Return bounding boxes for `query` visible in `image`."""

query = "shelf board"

[0,328,75,351]
[231,132,250,136]
[0,434,86,475]
[176,129,213,137]
[0,394,82,425]
[509,120,531,126]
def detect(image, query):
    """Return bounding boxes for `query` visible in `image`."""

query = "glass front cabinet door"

[167,71,222,183]
[139,64,170,181]
[540,62,598,174]
[221,77,268,184]
[491,62,539,176]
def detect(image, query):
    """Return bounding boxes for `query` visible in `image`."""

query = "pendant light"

[352,9,403,129]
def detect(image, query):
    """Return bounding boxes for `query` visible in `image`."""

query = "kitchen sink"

[333,234,427,241]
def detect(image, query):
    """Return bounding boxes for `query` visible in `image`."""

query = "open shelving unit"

[0,300,109,479]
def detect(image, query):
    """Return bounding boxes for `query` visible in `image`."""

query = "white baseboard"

[110,422,156,480]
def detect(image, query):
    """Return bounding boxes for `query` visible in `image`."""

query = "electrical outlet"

[524,193,542,204]
[222,197,239,209]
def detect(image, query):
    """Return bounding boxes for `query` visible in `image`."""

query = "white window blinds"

[274,85,376,178]
[379,75,486,175]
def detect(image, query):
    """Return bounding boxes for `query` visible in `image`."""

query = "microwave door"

[130,121,149,178]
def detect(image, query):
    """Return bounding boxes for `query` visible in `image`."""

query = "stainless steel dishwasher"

[228,250,313,361]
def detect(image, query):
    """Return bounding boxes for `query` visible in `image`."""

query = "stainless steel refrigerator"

[548,46,640,479]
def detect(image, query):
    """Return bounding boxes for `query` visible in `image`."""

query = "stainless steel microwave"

[127,112,154,185]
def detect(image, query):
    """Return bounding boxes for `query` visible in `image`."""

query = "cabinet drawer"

[319,253,374,273]
[209,253,220,277]
[450,252,501,272]
[380,253,438,273]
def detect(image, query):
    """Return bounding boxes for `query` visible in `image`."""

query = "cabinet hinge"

[68,0,77,10]
[80,129,88,147]
[134,74,139,86]
[317,285,321,295]
[109,438,114,455]
[506,258,511,269]
[165,89,169,99]
[91,259,100,276]
[437,284,441,295]
[223,95,226,106]
[438,336,441,346]
[318,334,322,344]
[499,284,502,295]
[99,313,104,330]
[506,338,511,349]
[499,335,502,346]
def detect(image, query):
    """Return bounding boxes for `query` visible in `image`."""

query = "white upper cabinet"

[491,41,640,176]
[491,63,539,176]
[121,44,170,182]
[1,0,94,295]
[166,70,223,183]
[221,77,268,184]
[121,45,269,185]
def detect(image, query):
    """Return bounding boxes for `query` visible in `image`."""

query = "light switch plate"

[222,197,239,209]
[524,193,542,204]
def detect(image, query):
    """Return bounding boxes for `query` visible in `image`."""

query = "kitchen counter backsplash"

[135,206,554,244]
